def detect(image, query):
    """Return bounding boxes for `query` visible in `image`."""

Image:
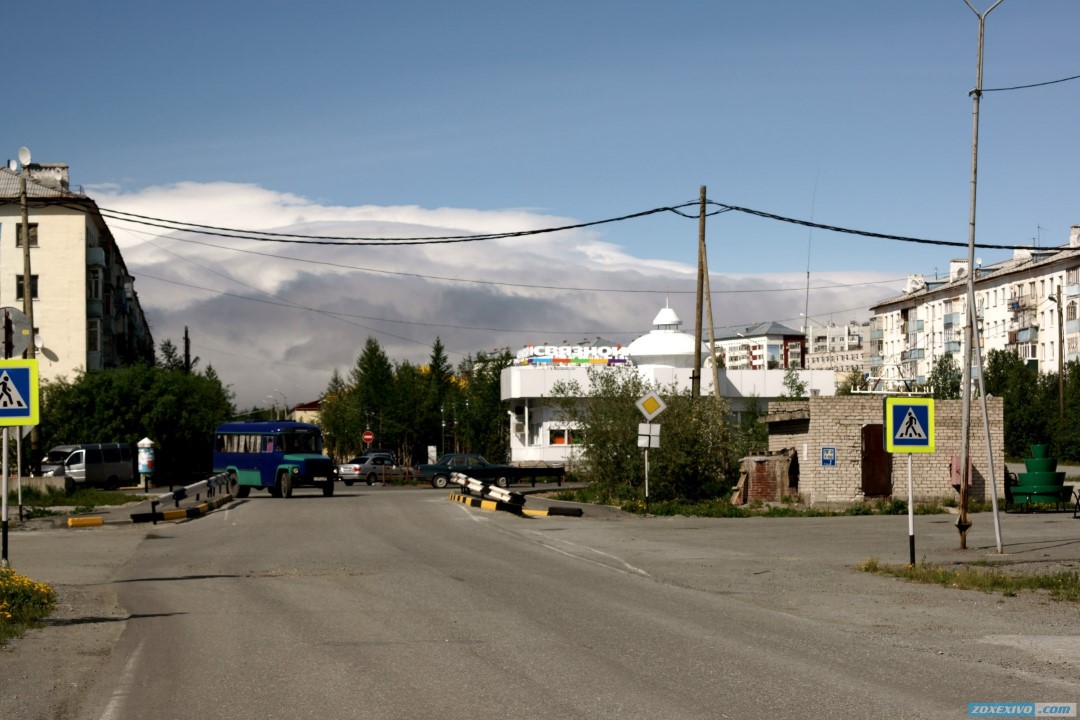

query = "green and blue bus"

[213,420,336,498]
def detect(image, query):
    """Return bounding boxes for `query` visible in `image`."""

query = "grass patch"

[9,486,144,512]
[545,487,957,518]
[857,557,1080,603]
[0,567,56,646]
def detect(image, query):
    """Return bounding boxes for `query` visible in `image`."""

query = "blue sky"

[8,1,1080,406]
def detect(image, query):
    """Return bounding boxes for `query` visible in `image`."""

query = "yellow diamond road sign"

[636,392,666,422]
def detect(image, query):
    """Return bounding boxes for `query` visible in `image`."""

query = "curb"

[448,492,523,515]
[65,494,235,528]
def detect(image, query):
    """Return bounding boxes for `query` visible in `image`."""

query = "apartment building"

[803,320,869,375]
[713,322,807,370]
[869,226,1080,391]
[0,162,153,384]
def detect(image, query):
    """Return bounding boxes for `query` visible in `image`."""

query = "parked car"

[336,453,409,486]
[415,453,565,489]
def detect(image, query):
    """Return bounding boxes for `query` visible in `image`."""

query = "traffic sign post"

[0,358,39,567]
[362,429,375,446]
[884,397,935,566]
[636,392,667,509]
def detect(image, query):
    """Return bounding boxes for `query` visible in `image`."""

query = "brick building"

[763,396,1004,505]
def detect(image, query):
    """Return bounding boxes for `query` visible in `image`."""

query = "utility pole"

[958,0,1004,549]
[19,150,39,476]
[1057,284,1064,421]
[692,185,706,399]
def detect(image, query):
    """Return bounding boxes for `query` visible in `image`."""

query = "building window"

[88,318,101,353]
[15,223,38,247]
[15,275,38,300]
[88,268,102,300]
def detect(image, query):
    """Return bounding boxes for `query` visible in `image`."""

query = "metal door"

[861,424,892,497]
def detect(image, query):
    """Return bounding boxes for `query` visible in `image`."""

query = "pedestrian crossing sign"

[0,359,39,426]
[884,397,934,454]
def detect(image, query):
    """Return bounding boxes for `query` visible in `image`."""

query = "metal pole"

[971,305,1003,553]
[957,0,1004,549]
[907,454,915,565]
[2,427,8,567]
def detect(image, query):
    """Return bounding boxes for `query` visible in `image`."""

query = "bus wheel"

[227,472,239,497]
[322,480,334,497]
[276,471,293,498]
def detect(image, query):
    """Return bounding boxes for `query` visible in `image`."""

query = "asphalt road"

[2,486,1078,720]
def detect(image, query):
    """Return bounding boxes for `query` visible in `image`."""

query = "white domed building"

[500,304,833,465]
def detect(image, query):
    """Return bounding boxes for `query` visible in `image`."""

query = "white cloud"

[94,182,901,409]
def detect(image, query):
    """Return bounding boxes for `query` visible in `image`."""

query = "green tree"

[319,369,352,460]
[927,353,962,399]
[390,360,429,466]
[550,367,650,499]
[40,361,234,484]
[780,367,806,400]
[351,336,394,439]
[835,369,868,396]
[456,349,513,461]
[984,348,1049,457]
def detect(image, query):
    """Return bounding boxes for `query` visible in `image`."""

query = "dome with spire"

[626,305,706,369]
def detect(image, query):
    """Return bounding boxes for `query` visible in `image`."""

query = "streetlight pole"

[958,0,1004,550]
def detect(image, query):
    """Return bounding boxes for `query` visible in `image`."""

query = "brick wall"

[766,397,1004,505]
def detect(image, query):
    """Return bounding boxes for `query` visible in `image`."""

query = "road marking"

[523,531,651,578]
[98,638,143,720]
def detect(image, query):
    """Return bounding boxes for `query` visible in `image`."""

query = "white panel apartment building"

[869,226,1080,390]
[0,163,153,384]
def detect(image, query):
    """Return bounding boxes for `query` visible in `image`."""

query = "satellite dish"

[17,147,31,166]
[976,257,982,267]
[6,160,14,172]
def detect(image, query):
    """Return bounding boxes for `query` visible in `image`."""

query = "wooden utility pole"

[1057,284,1064,421]
[20,167,40,475]
[692,186,706,399]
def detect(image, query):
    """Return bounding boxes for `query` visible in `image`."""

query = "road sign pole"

[907,454,915,566]
[2,427,9,567]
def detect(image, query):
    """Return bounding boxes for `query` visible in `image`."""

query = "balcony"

[945,341,961,353]
[900,348,924,361]
[87,246,106,267]
[87,298,103,317]
[870,355,884,368]
[870,329,883,340]
[943,312,960,329]
[1017,327,1039,343]
[1067,283,1080,299]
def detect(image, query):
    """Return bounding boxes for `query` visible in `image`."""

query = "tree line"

[316,337,513,466]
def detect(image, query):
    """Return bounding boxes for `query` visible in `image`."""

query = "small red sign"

[362,430,375,444]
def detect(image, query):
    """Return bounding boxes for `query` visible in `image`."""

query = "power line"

[97,202,699,246]
[114,223,908,296]
[983,72,1080,92]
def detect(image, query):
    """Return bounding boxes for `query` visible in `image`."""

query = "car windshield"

[46,450,71,463]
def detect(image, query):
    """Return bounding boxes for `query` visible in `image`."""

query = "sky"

[8,1,1080,409]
